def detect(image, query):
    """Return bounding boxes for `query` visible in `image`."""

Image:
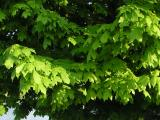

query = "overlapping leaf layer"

[1,0,160,119]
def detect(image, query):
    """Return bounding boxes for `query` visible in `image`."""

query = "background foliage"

[1,0,160,119]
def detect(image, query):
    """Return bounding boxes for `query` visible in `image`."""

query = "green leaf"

[138,75,150,91]
[87,50,97,61]
[100,32,110,43]
[127,27,143,42]
[42,77,51,87]
[145,16,152,27]
[33,70,42,84]
[22,9,32,18]
[68,37,77,46]
[84,73,97,83]
[11,3,29,16]
[0,105,5,116]
[27,0,42,9]
[87,88,96,101]
[143,90,151,98]
[60,68,70,84]
[18,31,27,41]
[0,10,6,22]
[15,63,25,78]
[36,12,49,25]
[22,48,35,57]
[20,76,32,96]
[150,70,160,87]
[102,89,112,101]
[59,0,68,6]
[92,40,100,50]
[39,84,46,95]
[152,25,160,37]
[4,56,16,69]
[43,38,52,49]
[78,88,87,96]
[150,76,159,87]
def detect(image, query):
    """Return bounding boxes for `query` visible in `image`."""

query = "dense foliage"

[1,0,160,119]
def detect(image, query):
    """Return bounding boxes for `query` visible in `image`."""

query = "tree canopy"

[1,0,160,119]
